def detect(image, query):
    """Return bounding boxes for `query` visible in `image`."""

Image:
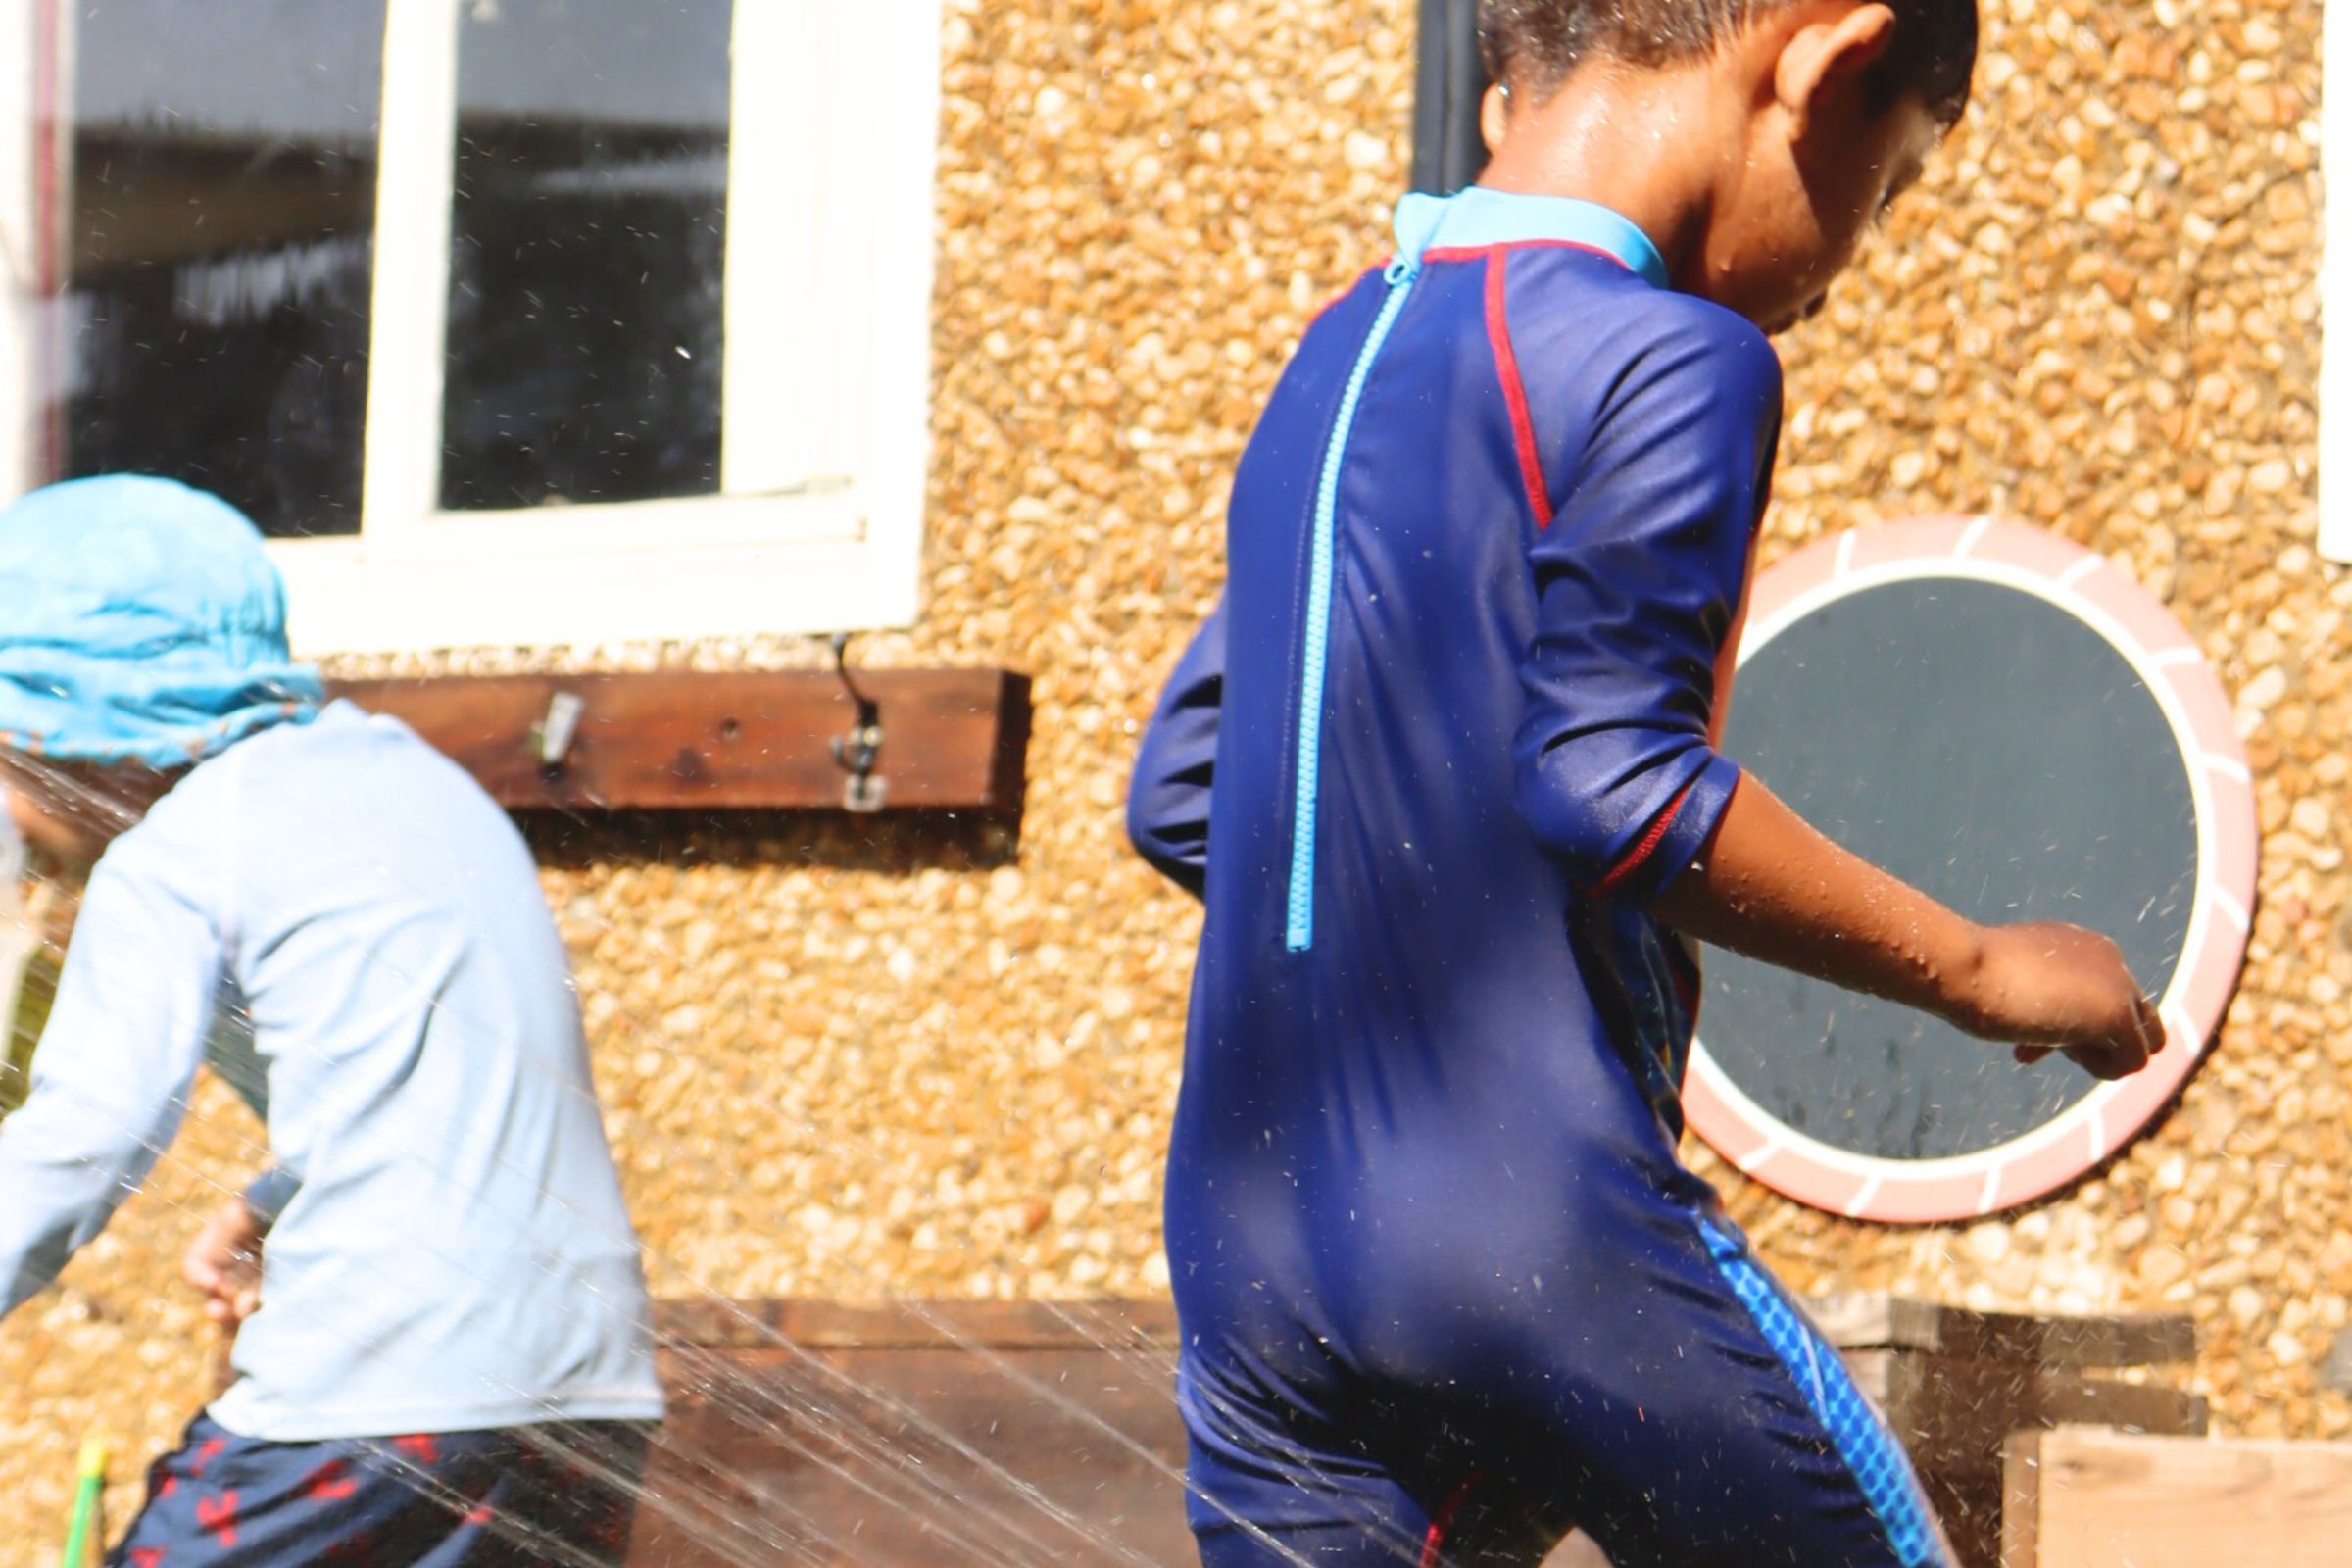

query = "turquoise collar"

[1393,187,1669,289]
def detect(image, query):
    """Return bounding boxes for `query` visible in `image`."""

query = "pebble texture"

[1715,0,2341,1451]
[0,0,2336,1551]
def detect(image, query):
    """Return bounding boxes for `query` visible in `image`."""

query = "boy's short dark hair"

[1478,0,1977,124]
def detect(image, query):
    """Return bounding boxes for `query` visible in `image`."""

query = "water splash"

[0,757,1389,1568]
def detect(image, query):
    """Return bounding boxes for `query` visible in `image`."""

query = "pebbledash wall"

[0,0,2339,1548]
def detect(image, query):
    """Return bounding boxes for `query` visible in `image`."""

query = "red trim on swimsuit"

[1420,1470,1493,1568]
[1594,782,1698,898]
[1421,238,1637,270]
[1484,252,1555,530]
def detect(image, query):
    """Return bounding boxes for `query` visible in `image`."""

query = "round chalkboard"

[1683,517,2257,1222]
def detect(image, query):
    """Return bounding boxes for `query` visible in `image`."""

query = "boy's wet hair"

[1478,0,1978,125]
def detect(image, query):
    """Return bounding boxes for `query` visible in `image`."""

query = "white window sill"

[274,533,921,657]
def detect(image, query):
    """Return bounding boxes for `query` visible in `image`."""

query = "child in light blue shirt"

[0,476,662,1564]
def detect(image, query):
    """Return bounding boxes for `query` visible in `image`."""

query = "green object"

[59,1431,106,1568]
[2,948,57,1122]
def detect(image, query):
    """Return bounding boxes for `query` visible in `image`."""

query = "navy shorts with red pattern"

[106,1414,649,1567]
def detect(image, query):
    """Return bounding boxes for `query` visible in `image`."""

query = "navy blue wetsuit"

[1129,188,1952,1568]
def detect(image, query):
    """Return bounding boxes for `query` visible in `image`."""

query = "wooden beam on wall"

[651,1298,1180,1353]
[329,668,1032,815]
[648,1293,2198,1364]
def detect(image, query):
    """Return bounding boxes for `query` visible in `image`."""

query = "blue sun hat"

[0,476,323,768]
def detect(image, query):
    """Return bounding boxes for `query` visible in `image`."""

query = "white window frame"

[0,0,60,507]
[269,0,943,653]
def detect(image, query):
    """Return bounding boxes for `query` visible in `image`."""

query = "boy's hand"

[182,1195,265,1327]
[1948,921,2163,1081]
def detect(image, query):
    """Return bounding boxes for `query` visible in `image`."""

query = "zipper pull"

[1383,256,1418,287]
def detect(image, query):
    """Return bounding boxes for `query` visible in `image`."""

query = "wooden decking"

[624,1296,2204,1568]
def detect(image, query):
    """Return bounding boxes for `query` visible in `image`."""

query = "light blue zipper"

[1286,257,1419,953]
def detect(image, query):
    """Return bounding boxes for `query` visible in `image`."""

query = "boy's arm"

[1515,305,2157,1075]
[0,839,222,1316]
[1652,778,2161,1077]
[1511,307,1775,905]
[1127,597,1228,898]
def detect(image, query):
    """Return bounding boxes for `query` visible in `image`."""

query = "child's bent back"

[35,699,662,1439]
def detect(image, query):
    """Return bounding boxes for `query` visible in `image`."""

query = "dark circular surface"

[1700,576,2198,1162]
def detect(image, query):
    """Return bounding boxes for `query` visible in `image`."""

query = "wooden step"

[2002,1427,2352,1568]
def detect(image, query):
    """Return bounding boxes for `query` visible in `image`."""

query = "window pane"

[440,0,732,512]
[61,0,385,539]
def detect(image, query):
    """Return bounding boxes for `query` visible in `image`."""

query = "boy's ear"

[1773,1,1898,137]
[1480,80,1510,154]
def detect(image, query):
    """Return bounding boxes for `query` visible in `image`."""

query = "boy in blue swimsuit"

[0,477,662,1564]
[1129,3,2161,1564]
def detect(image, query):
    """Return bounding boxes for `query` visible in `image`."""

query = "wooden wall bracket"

[328,668,1032,815]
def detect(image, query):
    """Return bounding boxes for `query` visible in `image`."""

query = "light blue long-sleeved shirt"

[0,702,664,1439]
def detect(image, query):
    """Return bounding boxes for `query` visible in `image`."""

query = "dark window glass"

[1703,578,2196,1161]
[440,0,732,512]
[62,0,384,539]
